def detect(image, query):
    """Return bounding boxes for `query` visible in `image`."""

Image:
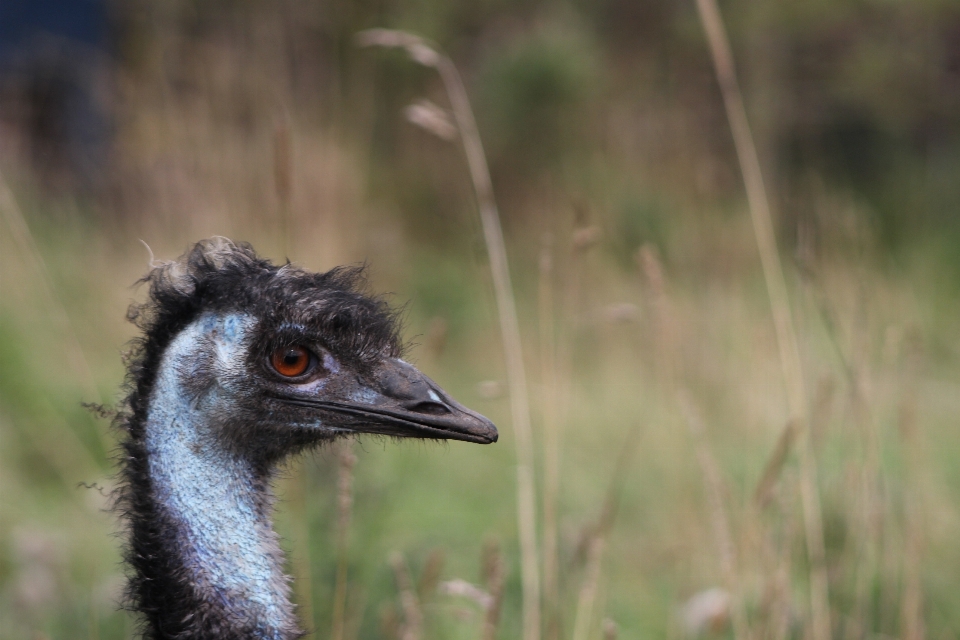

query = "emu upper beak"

[280,358,498,444]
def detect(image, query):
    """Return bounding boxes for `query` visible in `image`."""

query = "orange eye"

[271,346,311,378]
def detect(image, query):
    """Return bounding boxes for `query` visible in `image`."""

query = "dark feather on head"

[112,238,404,639]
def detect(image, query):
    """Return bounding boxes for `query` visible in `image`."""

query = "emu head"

[130,239,497,466]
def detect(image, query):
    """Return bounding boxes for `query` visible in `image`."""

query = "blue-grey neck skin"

[144,313,297,639]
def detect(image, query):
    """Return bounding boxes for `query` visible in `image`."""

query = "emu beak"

[350,358,499,444]
[279,358,498,444]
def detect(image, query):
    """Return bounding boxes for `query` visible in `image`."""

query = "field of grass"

[4,159,960,639]
[2,2,960,639]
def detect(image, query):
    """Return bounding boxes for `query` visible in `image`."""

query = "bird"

[113,238,498,640]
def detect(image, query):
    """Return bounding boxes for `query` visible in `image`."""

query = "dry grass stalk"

[759,535,794,640]
[539,234,562,640]
[380,603,402,640]
[677,391,749,640]
[754,420,797,509]
[571,534,605,640]
[798,268,889,636]
[569,428,638,640]
[692,2,829,636]
[551,209,597,483]
[803,274,881,636]
[898,341,925,640]
[332,440,358,640]
[481,540,506,640]
[405,99,458,141]
[390,552,423,640]
[438,579,494,610]
[341,588,368,640]
[417,549,446,601]
[803,276,882,637]
[899,395,925,640]
[755,376,836,630]
[639,246,747,638]
[358,29,541,640]
[751,454,799,640]
[539,223,595,640]
[547,221,598,640]
[691,0,804,419]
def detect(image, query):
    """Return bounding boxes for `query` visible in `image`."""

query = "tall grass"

[357,29,541,640]
[2,6,960,640]
[693,1,828,636]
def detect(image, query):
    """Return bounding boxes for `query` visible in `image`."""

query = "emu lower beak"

[280,359,498,444]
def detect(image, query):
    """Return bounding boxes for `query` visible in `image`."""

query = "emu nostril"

[406,401,452,415]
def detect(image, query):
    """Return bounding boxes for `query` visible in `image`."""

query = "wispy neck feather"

[140,315,302,639]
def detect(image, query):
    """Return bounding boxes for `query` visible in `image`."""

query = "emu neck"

[143,315,299,639]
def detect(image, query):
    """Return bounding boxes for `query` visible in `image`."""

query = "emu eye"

[270,346,312,378]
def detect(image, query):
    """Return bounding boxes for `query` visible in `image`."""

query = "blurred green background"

[2,0,960,638]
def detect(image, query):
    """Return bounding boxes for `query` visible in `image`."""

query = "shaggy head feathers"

[128,238,403,373]
[115,239,405,640]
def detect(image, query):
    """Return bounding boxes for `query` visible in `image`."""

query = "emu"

[114,239,497,640]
